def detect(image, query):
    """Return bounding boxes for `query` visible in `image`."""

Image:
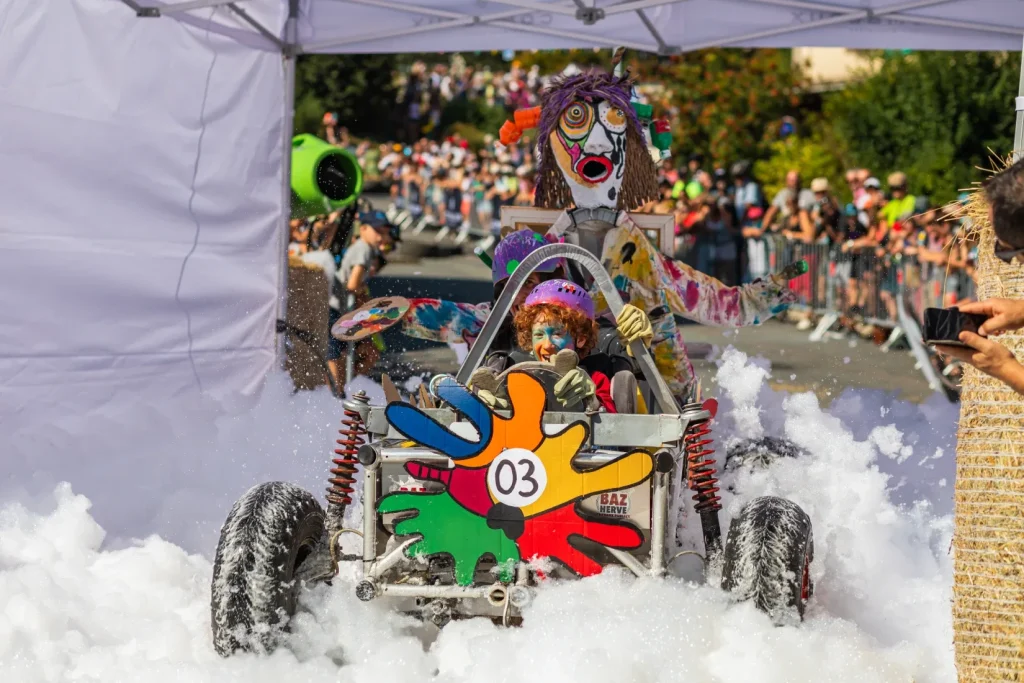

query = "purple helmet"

[492,229,565,285]
[523,279,594,319]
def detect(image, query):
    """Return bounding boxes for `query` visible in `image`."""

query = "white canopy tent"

[1,0,1021,423]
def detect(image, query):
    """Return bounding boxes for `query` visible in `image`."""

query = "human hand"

[554,367,596,407]
[955,299,1024,336]
[935,332,1018,381]
[616,303,653,352]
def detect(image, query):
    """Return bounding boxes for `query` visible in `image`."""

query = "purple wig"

[536,71,645,151]
[533,69,659,211]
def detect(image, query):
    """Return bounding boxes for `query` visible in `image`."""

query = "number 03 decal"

[486,448,548,508]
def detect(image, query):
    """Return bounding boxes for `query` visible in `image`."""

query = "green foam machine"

[290,134,363,218]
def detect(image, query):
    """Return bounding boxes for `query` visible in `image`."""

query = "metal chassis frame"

[355,427,702,609]
[351,242,717,613]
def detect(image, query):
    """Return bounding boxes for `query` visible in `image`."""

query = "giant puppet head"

[499,70,659,212]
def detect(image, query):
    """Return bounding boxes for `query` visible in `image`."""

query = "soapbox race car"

[210,243,816,657]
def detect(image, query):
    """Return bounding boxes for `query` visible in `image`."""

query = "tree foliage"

[642,49,804,168]
[754,132,847,204]
[824,51,1020,204]
[294,54,399,139]
[513,48,642,73]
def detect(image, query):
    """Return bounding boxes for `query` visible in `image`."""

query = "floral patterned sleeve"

[401,298,492,345]
[607,214,798,327]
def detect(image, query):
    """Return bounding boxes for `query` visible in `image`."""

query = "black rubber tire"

[211,481,326,657]
[723,436,808,474]
[720,496,814,625]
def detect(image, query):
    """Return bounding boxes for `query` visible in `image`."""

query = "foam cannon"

[290,134,363,218]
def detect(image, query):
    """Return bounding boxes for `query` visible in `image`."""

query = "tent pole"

[277,1,298,367]
[1014,35,1024,162]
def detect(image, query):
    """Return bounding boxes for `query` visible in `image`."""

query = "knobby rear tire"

[721,496,814,625]
[211,482,326,656]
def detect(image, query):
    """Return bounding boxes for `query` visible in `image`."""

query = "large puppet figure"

[496,65,802,398]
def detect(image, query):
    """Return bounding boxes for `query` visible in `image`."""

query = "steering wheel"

[490,350,587,413]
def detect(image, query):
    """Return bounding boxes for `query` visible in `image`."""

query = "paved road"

[363,199,938,406]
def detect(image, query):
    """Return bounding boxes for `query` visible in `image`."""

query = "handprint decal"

[379,372,653,584]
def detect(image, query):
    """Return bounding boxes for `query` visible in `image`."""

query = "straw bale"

[951,155,1024,681]
[285,256,329,392]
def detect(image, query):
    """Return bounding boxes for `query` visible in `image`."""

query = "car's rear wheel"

[211,482,327,656]
[720,496,814,625]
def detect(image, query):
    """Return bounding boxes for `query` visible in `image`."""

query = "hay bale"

[285,254,330,391]
[952,162,1024,681]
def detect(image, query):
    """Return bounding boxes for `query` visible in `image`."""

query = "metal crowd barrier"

[755,235,975,323]
[747,234,977,396]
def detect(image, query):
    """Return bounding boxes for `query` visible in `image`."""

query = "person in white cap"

[857,176,882,228]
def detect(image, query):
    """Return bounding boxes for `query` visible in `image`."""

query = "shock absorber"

[326,390,370,534]
[683,399,723,563]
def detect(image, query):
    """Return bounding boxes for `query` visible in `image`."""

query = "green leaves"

[379,492,519,586]
[824,51,1019,204]
[294,55,400,140]
[754,133,846,203]
[644,48,803,166]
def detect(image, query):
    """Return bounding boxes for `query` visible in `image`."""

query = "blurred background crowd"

[288,46,1019,398]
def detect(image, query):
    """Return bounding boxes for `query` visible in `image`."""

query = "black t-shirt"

[406,178,421,205]
[444,186,462,215]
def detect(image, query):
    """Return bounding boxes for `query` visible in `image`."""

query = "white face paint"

[549,99,628,209]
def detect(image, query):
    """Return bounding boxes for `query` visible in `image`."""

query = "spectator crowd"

[295,58,983,366]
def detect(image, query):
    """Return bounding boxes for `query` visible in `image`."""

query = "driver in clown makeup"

[498,67,807,401]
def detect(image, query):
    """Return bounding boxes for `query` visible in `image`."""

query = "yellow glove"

[468,367,500,394]
[553,367,596,407]
[476,389,509,411]
[617,304,653,355]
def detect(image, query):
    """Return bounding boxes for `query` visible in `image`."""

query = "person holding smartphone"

[934,158,1024,395]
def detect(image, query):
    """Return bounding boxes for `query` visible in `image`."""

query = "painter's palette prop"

[331,296,409,342]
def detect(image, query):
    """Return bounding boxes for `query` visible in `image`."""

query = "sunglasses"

[995,239,1024,264]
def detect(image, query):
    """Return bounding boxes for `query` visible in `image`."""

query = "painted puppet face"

[549,99,628,209]
[531,315,576,362]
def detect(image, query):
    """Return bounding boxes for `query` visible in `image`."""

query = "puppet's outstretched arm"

[616,215,804,328]
[657,251,803,327]
[401,298,491,344]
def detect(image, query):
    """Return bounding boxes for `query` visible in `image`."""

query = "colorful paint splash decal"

[591,214,798,395]
[379,372,651,584]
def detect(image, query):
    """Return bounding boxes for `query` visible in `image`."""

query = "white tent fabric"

[296,0,1024,54]
[0,0,286,426]
[1,0,1020,422]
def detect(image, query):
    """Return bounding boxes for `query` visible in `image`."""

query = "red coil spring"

[684,419,722,514]
[327,406,366,507]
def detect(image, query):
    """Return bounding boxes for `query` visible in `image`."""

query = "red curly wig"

[513,303,598,358]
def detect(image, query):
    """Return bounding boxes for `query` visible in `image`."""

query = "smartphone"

[922,307,989,348]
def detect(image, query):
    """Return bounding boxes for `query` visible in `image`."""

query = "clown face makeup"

[531,316,576,362]
[549,99,628,209]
